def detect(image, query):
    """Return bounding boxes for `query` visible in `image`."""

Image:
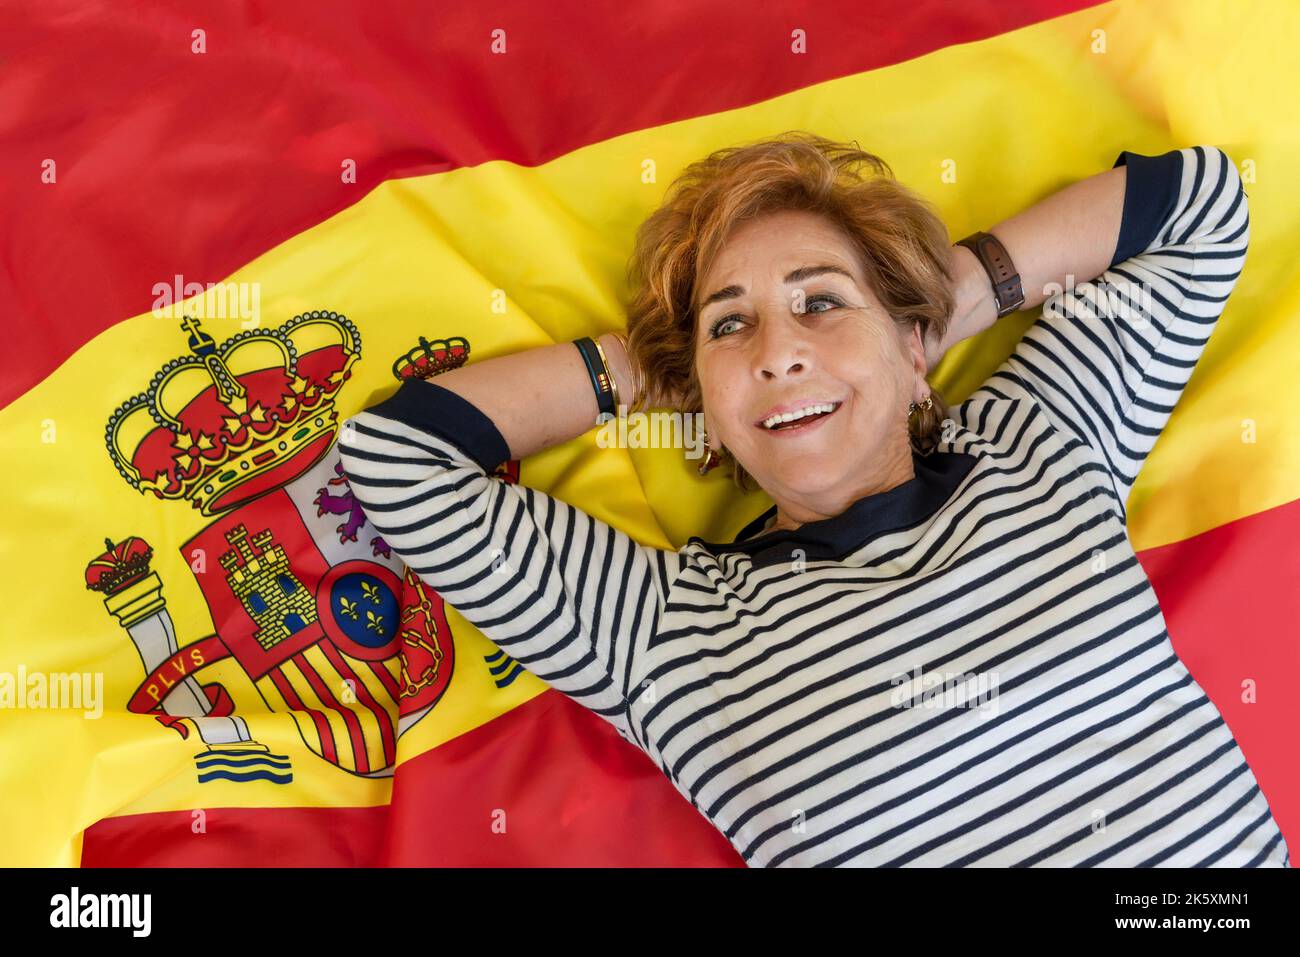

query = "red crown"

[106,311,361,516]
[392,335,470,380]
[85,536,154,595]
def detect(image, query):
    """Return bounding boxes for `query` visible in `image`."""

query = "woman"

[338,133,1288,867]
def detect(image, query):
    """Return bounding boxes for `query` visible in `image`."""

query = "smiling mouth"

[758,401,843,433]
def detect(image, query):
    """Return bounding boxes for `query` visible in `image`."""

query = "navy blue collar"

[688,449,977,567]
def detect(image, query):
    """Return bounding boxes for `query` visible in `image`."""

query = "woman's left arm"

[958,145,1249,515]
[928,160,1129,368]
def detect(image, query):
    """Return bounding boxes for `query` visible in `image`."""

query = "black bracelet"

[573,336,616,423]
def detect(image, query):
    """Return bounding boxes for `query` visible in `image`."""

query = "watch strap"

[955,230,1026,318]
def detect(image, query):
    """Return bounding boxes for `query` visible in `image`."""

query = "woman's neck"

[766,444,916,534]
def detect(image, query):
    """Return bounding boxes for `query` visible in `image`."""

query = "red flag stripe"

[1137,500,1300,857]
[0,0,1102,408]
[82,689,745,867]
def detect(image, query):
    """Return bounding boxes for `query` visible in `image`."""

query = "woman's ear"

[906,322,928,378]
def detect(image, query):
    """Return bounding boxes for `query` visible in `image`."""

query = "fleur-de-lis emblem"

[339,596,359,620]
[361,580,381,604]
[365,609,386,637]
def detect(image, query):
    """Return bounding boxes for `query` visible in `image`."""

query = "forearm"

[417,332,635,461]
[937,162,1129,363]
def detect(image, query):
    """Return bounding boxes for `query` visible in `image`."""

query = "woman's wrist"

[597,332,644,412]
[951,242,1000,336]
[930,243,1000,369]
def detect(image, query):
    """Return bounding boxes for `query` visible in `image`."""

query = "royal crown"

[84,536,154,595]
[106,310,361,516]
[392,335,470,381]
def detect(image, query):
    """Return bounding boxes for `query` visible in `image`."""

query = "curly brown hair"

[622,130,955,491]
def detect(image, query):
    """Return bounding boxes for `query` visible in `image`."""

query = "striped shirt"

[338,145,1290,867]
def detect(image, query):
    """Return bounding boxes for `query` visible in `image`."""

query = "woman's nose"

[754,314,808,380]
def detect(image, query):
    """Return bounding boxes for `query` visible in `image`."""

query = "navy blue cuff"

[1109,148,1185,268]
[361,377,511,473]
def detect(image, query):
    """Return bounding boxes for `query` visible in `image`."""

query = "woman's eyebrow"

[785,264,854,285]
[700,264,854,310]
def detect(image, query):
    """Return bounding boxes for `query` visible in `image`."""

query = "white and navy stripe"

[974,145,1251,518]
[338,145,1288,867]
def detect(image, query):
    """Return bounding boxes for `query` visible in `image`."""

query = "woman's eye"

[803,294,842,314]
[709,315,742,338]
[709,295,840,339]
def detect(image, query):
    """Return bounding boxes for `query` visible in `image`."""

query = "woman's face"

[694,208,929,520]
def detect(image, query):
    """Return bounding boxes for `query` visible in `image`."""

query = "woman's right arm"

[416,332,643,461]
[336,335,682,745]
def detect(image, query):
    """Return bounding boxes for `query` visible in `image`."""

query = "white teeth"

[762,402,838,430]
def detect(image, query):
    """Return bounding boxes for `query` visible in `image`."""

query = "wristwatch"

[955,230,1025,318]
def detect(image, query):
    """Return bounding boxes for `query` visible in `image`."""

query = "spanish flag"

[0,0,1294,866]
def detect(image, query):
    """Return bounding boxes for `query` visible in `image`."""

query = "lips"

[756,400,843,428]
[756,400,842,436]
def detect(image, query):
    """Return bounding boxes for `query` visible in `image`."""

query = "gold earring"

[697,424,722,476]
[908,394,934,417]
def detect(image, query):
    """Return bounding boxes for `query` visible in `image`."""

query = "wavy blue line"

[196,755,292,770]
[495,662,524,688]
[488,656,518,677]
[197,769,294,785]
[201,748,290,760]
